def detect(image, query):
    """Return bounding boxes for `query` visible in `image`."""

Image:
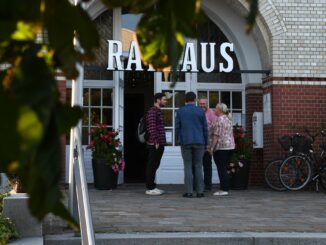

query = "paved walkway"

[44,184,326,234]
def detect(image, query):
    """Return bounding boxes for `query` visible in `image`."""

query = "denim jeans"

[181,144,205,193]
[193,151,212,190]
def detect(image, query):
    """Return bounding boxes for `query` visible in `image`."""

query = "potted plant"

[87,123,125,190]
[229,125,253,190]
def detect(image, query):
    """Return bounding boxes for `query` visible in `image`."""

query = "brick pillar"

[56,72,67,184]
[245,83,264,186]
[263,77,326,170]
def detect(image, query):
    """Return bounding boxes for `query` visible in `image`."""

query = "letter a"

[126,41,143,71]
[181,43,198,72]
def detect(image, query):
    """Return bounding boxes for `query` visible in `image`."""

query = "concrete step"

[44,232,326,245]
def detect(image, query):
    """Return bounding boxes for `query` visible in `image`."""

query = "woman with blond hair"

[208,103,235,196]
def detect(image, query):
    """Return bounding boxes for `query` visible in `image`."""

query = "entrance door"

[123,70,154,183]
[124,94,147,182]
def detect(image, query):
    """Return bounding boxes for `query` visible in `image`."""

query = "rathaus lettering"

[107,40,234,73]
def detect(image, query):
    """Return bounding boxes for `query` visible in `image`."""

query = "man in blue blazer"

[175,92,208,198]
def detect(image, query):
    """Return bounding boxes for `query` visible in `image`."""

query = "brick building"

[58,0,326,186]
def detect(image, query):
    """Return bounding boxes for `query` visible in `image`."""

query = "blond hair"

[216,103,232,122]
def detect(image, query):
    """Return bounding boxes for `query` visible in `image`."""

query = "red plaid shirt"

[146,106,166,145]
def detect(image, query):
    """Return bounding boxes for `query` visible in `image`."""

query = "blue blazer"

[175,104,208,145]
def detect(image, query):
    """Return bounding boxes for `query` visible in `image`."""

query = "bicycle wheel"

[264,159,287,191]
[279,155,311,190]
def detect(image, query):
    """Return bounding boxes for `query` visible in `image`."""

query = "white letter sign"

[107,40,123,70]
[125,41,143,71]
[181,43,198,72]
[201,42,216,73]
[219,42,234,72]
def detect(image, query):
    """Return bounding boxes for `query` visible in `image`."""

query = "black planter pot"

[92,159,118,190]
[230,160,250,190]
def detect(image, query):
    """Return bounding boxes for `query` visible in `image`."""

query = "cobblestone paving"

[44,184,326,234]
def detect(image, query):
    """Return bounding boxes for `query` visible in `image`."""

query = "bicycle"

[279,129,326,191]
[264,135,293,191]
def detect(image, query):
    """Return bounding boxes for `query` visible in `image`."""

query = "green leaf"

[0,89,21,171]
[245,0,259,33]
[56,103,82,134]
[17,106,43,151]
[44,0,99,78]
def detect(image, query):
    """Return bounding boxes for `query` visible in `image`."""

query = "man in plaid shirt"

[145,93,167,195]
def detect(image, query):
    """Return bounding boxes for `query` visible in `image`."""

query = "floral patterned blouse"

[209,114,235,151]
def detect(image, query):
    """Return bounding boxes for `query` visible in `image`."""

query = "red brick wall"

[245,84,264,185]
[263,78,326,169]
[56,74,67,183]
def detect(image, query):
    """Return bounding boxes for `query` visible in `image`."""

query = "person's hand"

[155,143,159,149]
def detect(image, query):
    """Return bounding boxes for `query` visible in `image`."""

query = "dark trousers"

[213,150,233,191]
[146,145,164,190]
[203,151,212,189]
[193,151,212,190]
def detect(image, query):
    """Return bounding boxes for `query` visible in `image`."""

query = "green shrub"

[0,213,19,245]
[0,193,9,213]
[0,193,19,244]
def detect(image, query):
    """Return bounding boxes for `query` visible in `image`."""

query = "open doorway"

[123,70,154,183]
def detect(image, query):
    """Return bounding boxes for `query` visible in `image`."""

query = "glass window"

[103,89,113,106]
[209,91,219,109]
[198,90,244,126]
[232,91,242,109]
[162,90,186,146]
[221,91,230,108]
[81,88,114,145]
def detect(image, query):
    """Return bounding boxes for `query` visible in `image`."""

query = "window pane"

[232,91,242,109]
[175,91,185,108]
[209,91,219,108]
[103,89,113,106]
[221,91,230,108]
[163,90,173,107]
[83,88,89,106]
[82,108,89,126]
[82,127,89,145]
[165,129,173,145]
[232,113,242,126]
[90,108,101,125]
[162,109,173,127]
[103,108,113,126]
[198,91,207,100]
[66,88,71,104]
[91,88,101,106]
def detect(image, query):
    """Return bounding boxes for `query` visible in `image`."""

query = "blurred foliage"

[0,0,258,230]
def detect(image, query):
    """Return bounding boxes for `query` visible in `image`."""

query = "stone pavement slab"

[45,232,326,245]
[43,184,326,234]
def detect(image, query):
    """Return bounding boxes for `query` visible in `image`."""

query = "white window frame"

[67,79,116,145]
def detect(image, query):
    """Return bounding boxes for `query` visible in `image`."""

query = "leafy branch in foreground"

[0,0,258,228]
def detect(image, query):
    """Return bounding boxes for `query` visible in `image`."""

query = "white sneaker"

[155,188,164,194]
[213,191,229,196]
[145,188,164,195]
